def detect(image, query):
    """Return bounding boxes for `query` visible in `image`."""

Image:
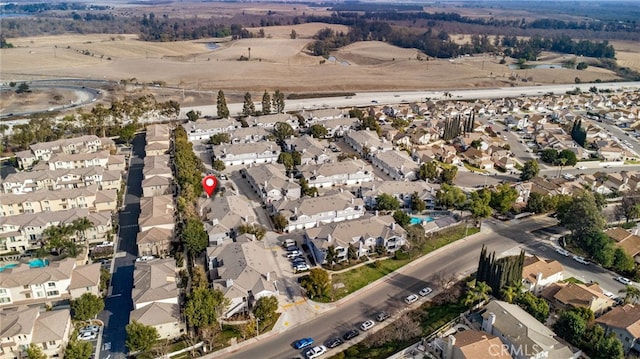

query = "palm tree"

[462,280,492,310]
[500,282,523,304]
[619,285,640,304]
[72,217,94,257]
[474,281,492,304]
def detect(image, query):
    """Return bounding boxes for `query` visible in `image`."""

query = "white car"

[305,345,327,359]
[77,331,97,341]
[616,276,633,285]
[419,287,433,297]
[360,320,375,331]
[404,294,419,304]
[572,255,589,265]
[576,165,586,170]
[555,247,570,257]
[79,325,100,334]
[287,251,302,258]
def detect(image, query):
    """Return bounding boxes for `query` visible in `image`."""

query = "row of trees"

[570,119,587,147]
[216,89,286,119]
[436,183,517,218]
[554,307,623,359]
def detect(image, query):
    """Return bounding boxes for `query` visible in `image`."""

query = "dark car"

[375,311,390,322]
[326,337,344,348]
[343,329,360,341]
[293,337,314,350]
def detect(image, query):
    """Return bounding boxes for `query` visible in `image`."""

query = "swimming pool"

[410,216,434,225]
[0,263,18,272]
[29,259,49,268]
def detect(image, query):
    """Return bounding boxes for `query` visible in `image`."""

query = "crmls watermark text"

[488,343,543,357]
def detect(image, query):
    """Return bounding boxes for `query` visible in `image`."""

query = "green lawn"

[562,277,585,285]
[463,162,488,173]
[420,302,466,334]
[329,224,479,301]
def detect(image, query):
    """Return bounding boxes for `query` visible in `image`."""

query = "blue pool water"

[410,216,434,225]
[29,259,49,268]
[0,263,18,272]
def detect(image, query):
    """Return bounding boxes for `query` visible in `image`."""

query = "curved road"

[209,215,627,359]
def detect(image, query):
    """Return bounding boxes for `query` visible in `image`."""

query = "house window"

[47,282,56,287]
[46,290,59,296]
[0,289,5,295]
[49,341,56,345]
[0,297,10,303]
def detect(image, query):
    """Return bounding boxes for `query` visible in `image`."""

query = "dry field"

[0,26,623,110]
[610,40,640,73]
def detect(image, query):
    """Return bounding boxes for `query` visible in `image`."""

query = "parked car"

[375,311,390,322]
[325,337,344,348]
[342,329,360,340]
[404,294,419,304]
[136,255,155,262]
[79,325,100,334]
[615,276,633,285]
[77,331,98,341]
[555,247,570,257]
[419,287,433,297]
[360,320,375,331]
[294,263,310,273]
[572,255,589,265]
[294,337,315,350]
[287,246,301,252]
[305,345,327,359]
[283,239,296,248]
[287,251,302,258]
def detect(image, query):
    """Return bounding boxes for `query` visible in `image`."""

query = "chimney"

[536,272,543,283]
[265,271,271,281]
[264,181,268,188]
[482,312,496,334]
[327,233,332,243]
[375,210,379,216]
[225,278,233,287]
[391,222,396,230]
[445,335,456,359]
[351,197,354,204]
[294,207,298,215]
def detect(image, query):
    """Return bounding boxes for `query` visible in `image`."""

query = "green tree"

[277,152,294,170]
[558,191,606,240]
[118,123,137,144]
[242,92,256,116]
[291,151,302,166]
[309,124,328,138]
[262,91,271,114]
[347,243,358,262]
[216,90,229,118]
[272,122,294,143]
[584,231,615,267]
[376,193,401,211]
[613,247,635,272]
[209,133,231,145]
[462,280,492,309]
[619,285,640,304]
[186,110,201,122]
[418,161,439,181]
[253,295,279,323]
[183,218,208,256]
[468,189,492,223]
[393,210,411,228]
[272,213,289,233]
[558,149,578,166]
[410,192,426,212]
[272,90,285,113]
[290,29,297,39]
[592,330,624,359]
[125,320,159,353]
[520,159,540,181]
[184,287,228,329]
[516,291,549,322]
[71,293,105,321]
[440,166,458,185]
[500,282,521,304]
[212,159,226,171]
[300,268,331,299]
[490,183,518,215]
[325,245,337,269]
[436,184,466,210]
[16,82,30,94]
[25,344,46,359]
[64,340,93,359]
[540,148,559,164]
[554,309,588,345]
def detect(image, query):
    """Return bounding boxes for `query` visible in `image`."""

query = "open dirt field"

[0,27,622,112]
[610,40,640,73]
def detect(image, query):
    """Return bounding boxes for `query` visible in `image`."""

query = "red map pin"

[202,175,218,197]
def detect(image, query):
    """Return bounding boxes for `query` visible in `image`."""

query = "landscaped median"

[327,223,480,302]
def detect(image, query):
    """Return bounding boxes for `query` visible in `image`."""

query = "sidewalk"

[207,223,491,358]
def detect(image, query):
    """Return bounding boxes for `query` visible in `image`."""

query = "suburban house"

[136,227,175,258]
[229,126,269,144]
[16,135,112,169]
[0,258,100,308]
[343,130,393,157]
[246,113,299,129]
[145,141,170,157]
[304,215,407,264]
[242,163,301,205]
[146,124,171,145]
[360,180,438,210]
[0,307,72,359]
[300,108,348,125]
[47,151,111,171]
[0,209,112,254]
[142,176,173,197]
[131,258,179,310]
[1,167,121,194]
[129,302,185,340]
[437,329,512,359]
[0,185,101,216]
[481,300,574,359]
[370,150,420,181]
[213,141,281,167]
[319,117,356,137]
[138,195,175,232]
[206,241,279,318]
[521,255,564,295]
[596,304,640,354]
[542,282,614,316]
[298,159,375,188]
[143,155,173,179]
[200,194,257,245]
[275,191,365,232]
[285,135,333,165]
[182,118,238,141]
[604,227,640,263]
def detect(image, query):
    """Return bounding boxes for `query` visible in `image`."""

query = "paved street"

[97,133,145,359]
[203,215,631,359]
